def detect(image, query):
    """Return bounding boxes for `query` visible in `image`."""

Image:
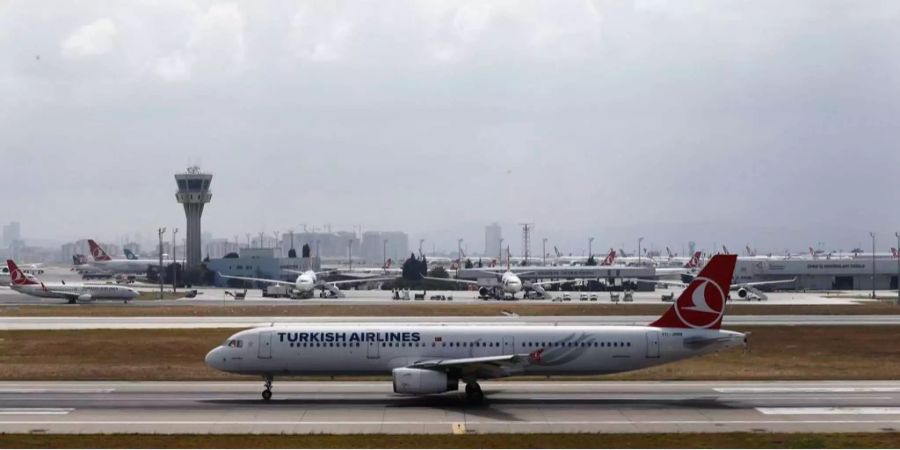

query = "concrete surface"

[3,380,900,434]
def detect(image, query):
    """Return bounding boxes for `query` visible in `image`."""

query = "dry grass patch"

[0,326,898,381]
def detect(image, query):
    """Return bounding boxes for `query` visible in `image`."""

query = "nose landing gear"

[262,376,273,401]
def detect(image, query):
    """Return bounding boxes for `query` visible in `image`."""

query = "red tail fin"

[88,239,111,261]
[6,260,38,285]
[684,251,702,268]
[650,254,736,330]
[600,249,616,266]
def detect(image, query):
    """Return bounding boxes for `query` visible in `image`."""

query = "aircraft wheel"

[262,389,272,401]
[465,382,484,404]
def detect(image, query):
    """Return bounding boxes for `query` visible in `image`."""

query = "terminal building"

[735,257,900,291]
[206,248,320,286]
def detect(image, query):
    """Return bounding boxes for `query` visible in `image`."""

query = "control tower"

[175,166,212,268]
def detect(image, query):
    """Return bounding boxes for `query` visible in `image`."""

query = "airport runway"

[2,381,900,434]
[3,314,900,329]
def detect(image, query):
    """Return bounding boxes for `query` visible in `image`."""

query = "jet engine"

[392,368,458,394]
[736,288,748,299]
[75,294,94,304]
[479,287,490,298]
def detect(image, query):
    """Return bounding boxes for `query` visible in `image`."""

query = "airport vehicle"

[86,239,159,274]
[5,260,139,304]
[218,269,393,299]
[205,255,745,403]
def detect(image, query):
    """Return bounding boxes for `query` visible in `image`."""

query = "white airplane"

[654,251,703,279]
[205,254,745,403]
[86,239,160,274]
[218,269,394,299]
[0,263,44,285]
[424,248,595,300]
[6,260,139,304]
[641,271,796,301]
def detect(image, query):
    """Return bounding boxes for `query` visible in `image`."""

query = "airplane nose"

[205,347,224,371]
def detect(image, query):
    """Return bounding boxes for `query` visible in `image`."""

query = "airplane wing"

[421,276,481,286]
[635,278,796,289]
[324,276,396,287]
[407,354,530,379]
[218,273,294,285]
[529,278,591,287]
[736,278,797,288]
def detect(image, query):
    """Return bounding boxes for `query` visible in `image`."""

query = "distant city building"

[281,231,359,259]
[360,231,409,265]
[2,221,21,246]
[206,238,240,260]
[484,223,502,257]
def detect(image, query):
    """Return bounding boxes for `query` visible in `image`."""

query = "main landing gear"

[262,376,273,401]
[465,382,484,404]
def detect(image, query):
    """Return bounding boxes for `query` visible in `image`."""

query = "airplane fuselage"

[206,324,744,377]
[11,283,139,301]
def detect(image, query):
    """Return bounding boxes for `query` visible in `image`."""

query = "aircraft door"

[258,331,272,359]
[502,336,515,355]
[367,340,380,359]
[646,331,660,358]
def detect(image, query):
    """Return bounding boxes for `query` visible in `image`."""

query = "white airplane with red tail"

[205,254,746,402]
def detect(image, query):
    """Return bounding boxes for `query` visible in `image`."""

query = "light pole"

[588,237,594,258]
[542,238,548,266]
[895,232,900,305]
[418,239,425,258]
[870,232,876,299]
[348,239,353,271]
[171,228,178,293]
[157,227,166,299]
[498,238,504,264]
[458,238,464,274]
[638,237,645,266]
[383,239,388,268]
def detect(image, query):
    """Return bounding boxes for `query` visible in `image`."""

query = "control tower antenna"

[174,166,212,269]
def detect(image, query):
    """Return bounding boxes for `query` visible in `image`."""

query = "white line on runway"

[717,387,900,393]
[5,419,900,425]
[0,389,114,394]
[0,409,73,415]
[757,407,900,415]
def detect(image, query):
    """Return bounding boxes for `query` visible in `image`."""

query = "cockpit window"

[226,339,243,348]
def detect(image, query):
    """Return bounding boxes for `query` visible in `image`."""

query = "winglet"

[650,254,736,330]
[88,239,112,261]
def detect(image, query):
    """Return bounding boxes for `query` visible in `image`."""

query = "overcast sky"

[1,0,899,254]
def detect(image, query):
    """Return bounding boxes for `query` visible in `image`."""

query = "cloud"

[61,18,118,59]
[152,3,246,81]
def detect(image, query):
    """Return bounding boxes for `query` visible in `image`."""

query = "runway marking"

[0,389,114,394]
[717,387,900,393]
[5,419,900,425]
[757,407,900,415]
[0,409,73,415]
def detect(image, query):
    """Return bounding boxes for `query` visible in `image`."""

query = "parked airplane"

[6,260,139,304]
[0,263,44,285]
[424,248,602,300]
[218,269,394,299]
[86,240,159,274]
[205,254,745,403]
